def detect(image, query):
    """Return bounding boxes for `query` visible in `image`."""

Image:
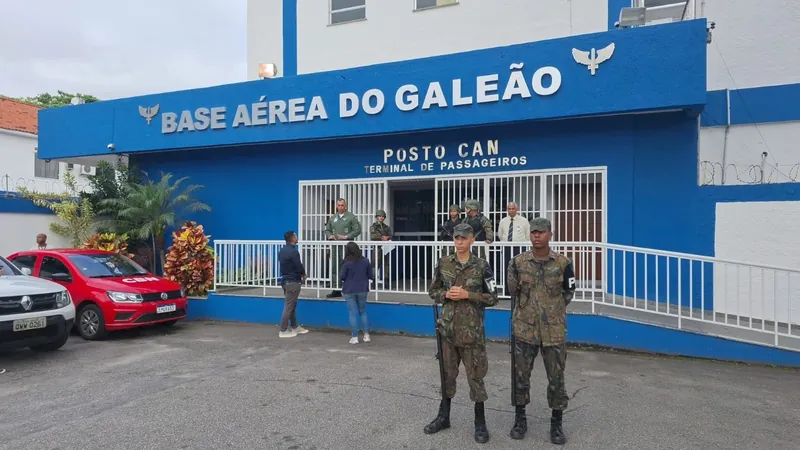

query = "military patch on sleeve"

[562,261,576,290]
[484,277,497,293]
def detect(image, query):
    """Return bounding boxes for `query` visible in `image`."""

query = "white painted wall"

[705,0,800,91]
[699,122,800,186]
[698,0,800,186]
[714,201,800,325]
[246,0,284,81]
[0,212,72,257]
[0,129,94,195]
[246,0,609,80]
[296,0,607,74]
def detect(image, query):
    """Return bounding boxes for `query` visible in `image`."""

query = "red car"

[6,249,188,340]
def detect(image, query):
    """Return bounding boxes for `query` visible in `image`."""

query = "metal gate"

[433,169,605,293]
[298,180,388,241]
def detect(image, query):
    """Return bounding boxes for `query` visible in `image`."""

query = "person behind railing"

[340,241,373,345]
[463,200,494,261]
[439,204,462,256]
[369,209,392,288]
[277,231,309,339]
[497,202,530,297]
[325,198,362,299]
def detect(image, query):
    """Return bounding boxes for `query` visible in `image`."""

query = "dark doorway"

[388,180,435,282]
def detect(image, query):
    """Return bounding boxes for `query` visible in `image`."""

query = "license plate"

[13,317,47,332]
[156,304,176,314]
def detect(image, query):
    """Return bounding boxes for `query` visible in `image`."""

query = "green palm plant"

[98,172,212,273]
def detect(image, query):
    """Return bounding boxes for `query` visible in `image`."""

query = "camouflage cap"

[375,209,386,217]
[463,199,481,211]
[452,223,474,238]
[448,204,461,213]
[529,217,552,232]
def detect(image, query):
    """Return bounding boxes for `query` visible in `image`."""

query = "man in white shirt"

[496,202,529,296]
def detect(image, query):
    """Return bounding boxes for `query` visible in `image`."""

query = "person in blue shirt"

[340,241,374,344]
[278,231,309,338]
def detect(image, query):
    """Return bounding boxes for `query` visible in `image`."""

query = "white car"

[0,255,75,352]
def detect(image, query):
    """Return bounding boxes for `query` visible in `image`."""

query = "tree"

[99,172,212,274]
[81,157,139,225]
[17,172,96,247]
[11,90,99,108]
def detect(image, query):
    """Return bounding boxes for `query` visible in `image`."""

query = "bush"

[164,221,214,296]
[83,233,134,258]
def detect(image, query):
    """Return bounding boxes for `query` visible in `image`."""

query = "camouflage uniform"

[369,209,392,285]
[425,223,498,444]
[325,211,362,295]
[507,217,576,444]
[439,204,462,256]
[463,200,494,261]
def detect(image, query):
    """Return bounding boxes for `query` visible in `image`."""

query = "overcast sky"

[0,0,246,100]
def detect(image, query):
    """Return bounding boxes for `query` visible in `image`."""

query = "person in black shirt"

[278,231,309,338]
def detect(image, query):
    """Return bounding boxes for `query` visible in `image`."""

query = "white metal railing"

[213,239,800,352]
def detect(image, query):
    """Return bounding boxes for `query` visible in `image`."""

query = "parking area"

[1,321,799,450]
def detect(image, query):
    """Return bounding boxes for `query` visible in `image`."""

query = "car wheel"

[30,330,69,352]
[78,304,107,341]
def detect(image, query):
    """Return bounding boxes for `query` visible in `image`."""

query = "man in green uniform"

[325,198,362,298]
[463,200,494,261]
[424,223,499,444]
[506,217,576,445]
[369,209,392,287]
[439,204,462,257]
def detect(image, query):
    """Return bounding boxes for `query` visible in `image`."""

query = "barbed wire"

[699,161,800,186]
[0,174,91,197]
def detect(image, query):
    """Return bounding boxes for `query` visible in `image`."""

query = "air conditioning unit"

[80,165,96,176]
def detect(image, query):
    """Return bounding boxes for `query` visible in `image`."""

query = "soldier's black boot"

[473,402,490,444]
[509,405,527,440]
[423,398,451,434]
[550,409,566,445]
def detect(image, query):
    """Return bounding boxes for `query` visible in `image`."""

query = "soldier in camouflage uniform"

[424,223,499,444]
[506,217,576,445]
[369,210,392,286]
[439,204,462,256]
[325,198,362,298]
[463,200,494,261]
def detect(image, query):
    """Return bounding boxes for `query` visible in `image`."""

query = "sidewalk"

[1,321,798,449]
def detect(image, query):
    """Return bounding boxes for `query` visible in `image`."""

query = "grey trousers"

[280,282,301,331]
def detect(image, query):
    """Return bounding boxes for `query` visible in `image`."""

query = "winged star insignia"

[571,43,615,76]
[138,104,160,125]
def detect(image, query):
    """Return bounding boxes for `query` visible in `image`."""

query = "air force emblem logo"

[138,105,160,125]
[571,43,615,76]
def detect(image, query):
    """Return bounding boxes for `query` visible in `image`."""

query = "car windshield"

[66,253,149,278]
[0,257,22,276]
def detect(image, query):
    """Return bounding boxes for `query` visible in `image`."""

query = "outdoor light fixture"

[616,1,689,28]
[258,63,279,79]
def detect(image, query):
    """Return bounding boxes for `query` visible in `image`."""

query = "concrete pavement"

[1,321,798,449]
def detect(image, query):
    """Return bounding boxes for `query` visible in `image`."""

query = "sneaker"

[291,326,309,335]
[363,333,371,343]
[279,329,297,338]
[349,336,359,344]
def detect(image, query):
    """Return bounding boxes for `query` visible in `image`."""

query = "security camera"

[44,159,51,163]
[107,143,115,150]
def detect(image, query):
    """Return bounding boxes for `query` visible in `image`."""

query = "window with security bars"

[34,152,59,179]
[330,0,366,25]
[415,0,458,11]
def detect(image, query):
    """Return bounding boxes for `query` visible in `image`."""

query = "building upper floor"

[247,0,799,92]
[0,97,95,196]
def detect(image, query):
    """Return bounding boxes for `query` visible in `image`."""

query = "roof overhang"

[38,19,709,160]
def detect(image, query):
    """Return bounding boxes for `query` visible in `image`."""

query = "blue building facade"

[40,21,715,249]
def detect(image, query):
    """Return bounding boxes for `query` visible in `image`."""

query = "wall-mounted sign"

[365,139,526,174]
[147,62,563,135]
